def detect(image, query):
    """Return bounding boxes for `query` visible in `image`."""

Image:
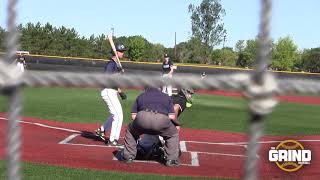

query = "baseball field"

[0,87,320,179]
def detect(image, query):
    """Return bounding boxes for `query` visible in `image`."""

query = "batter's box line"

[184,139,320,146]
[59,134,199,166]
[59,133,125,148]
[183,140,247,147]
[180,141,257,158]
[59,134,251,158]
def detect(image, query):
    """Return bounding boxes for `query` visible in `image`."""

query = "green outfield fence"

[2,51,320,77]
[1,1,320,180]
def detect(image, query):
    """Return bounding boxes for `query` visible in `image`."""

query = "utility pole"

[221,34,226,66]
[174,32,177,61]
[223,35,226,49]
[111,27,114,36]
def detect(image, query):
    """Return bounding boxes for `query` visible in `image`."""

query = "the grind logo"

[268,140,311,172]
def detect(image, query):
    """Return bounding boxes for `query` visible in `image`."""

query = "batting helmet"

[115,43,126,52]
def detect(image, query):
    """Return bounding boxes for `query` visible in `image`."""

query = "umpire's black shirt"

[131,88,175,116]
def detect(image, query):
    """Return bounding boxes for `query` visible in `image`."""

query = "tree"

[271,36,298,71]
[0,26,6,51]
[212,47,237,66]
[127,35,146,61]
[235,40,245,53]
[301,48,320,73]
[189,0,226,48]
[142,41,165,62]
[186,37,206,64]
[241,39,258,68]
[175,41,189,63]
[236,52,252,68]
[151,43,165,61]
[189,0,226,64]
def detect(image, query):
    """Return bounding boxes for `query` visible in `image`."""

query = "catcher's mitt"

[119,92,127,100]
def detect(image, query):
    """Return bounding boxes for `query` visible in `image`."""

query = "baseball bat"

[107,33,123,69]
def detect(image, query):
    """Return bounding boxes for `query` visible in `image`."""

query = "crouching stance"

[115,87,180,166]
[136,88,194,160]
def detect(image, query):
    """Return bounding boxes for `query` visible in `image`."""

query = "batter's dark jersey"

[105,59,121,74]
[162,61,173,74]
[104,59,121,89]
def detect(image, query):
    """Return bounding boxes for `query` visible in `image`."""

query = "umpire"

[119,87,180,166]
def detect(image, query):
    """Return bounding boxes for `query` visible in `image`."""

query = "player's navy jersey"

[104,59,121,74]
[131,88,175,115]
[104,59,121,89]
[172,93,187,116]
[162,60,173,74]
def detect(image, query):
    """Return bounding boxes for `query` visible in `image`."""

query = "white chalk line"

[0,117,81,133]
[63,142,124,149]
[62,140,247,158]
[184,139,320,146]
[180,141,187,152]
[191,152,199,166]
[2,117,320,146]
[0,116,317,161]
[59,134,79,144]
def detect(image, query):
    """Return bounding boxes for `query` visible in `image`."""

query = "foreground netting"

[1,0,320,180]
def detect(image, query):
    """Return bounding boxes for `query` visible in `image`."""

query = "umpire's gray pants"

[123,111,179,161]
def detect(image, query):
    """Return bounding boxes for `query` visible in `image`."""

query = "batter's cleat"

[106,139,122,147]
[165,159,180,167]
[95,128,106,141]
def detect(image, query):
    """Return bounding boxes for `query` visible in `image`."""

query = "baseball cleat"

[165,159,180,167]
[106,139,122,147]
[95,128,106,141]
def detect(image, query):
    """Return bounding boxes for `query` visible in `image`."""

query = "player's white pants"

[17,62,25,72]
[101,88,123,142]
[162,74,172,96]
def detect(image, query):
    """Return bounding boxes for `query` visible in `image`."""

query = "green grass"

[1,87,319,135]
[0,161,232,180]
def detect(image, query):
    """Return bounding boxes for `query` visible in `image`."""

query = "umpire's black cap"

[164,53,169,58]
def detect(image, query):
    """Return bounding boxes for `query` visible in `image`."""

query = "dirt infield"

[0,114,319,179]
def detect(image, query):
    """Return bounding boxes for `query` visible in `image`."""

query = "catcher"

[135,88,194,160]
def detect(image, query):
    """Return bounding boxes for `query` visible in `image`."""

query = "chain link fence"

[1,0,320,180]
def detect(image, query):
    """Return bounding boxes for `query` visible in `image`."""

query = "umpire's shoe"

[113,150,133,164]
[165,159,180,167]
[95,128,106,141]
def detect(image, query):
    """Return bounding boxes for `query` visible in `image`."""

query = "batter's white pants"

[162,74,172,96]
[101,88,123,142]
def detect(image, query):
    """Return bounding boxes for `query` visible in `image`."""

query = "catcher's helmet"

[164,53,169,58]
[181,88,194,101]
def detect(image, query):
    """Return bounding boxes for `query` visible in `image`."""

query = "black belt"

[142,109,167,115]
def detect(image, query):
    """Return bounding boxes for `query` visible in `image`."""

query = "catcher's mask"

[181,88,194,103]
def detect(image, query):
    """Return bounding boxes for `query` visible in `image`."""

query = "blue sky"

[1,0,319,49]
